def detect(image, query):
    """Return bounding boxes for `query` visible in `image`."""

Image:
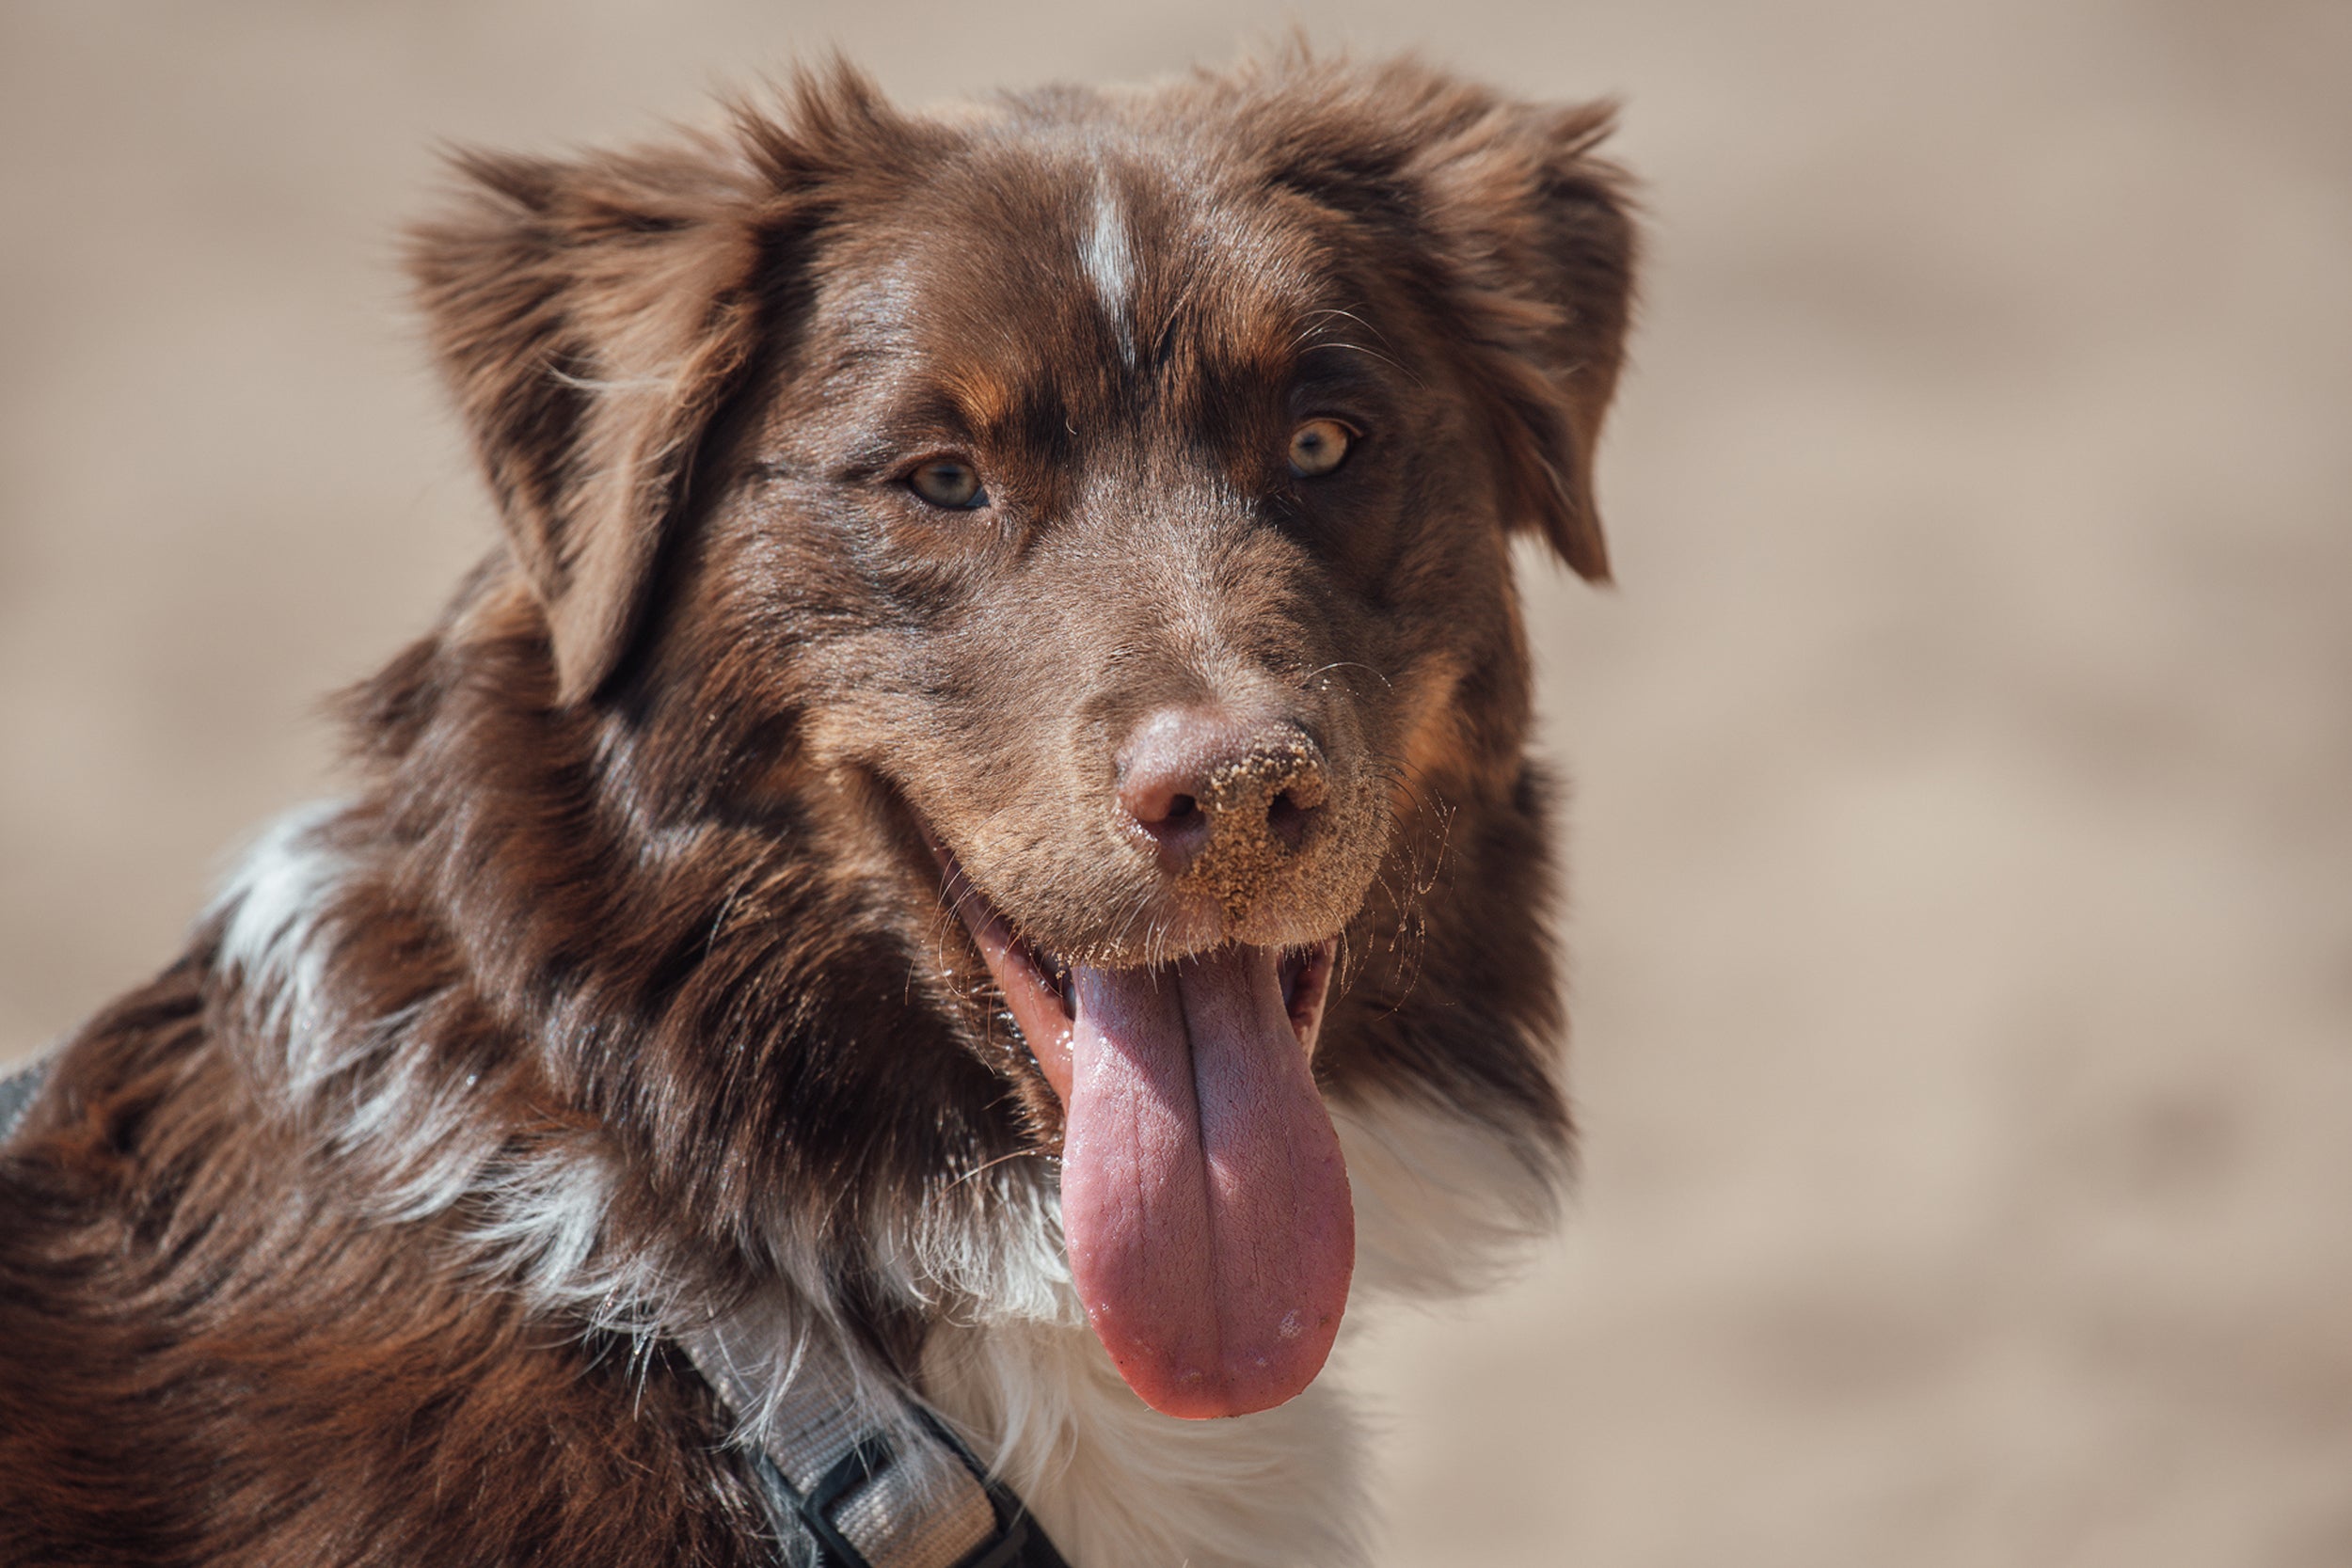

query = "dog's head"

[401,54,1633,1419]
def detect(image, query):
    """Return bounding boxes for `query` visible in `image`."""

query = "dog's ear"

[406,69,932,705]
[407,144,771,704]
[1249,58,1638,580]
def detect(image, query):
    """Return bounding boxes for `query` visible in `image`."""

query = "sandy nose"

[1117,708,1329,885]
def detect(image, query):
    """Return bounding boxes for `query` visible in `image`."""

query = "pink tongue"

[1059,945,1354,1419]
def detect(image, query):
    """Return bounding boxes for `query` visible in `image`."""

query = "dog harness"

[0,1056,1068,1568]
[0,1054,44,1146]
[679,1321,1072,1568]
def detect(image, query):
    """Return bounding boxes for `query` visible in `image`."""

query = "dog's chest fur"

[866,1088,1555,1568]
[615,1098,1553,1568]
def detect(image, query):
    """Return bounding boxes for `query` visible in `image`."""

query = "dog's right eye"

[908,458,988,510]
[1287,419,1353,479]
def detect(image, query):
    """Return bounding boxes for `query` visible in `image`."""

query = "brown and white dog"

[0,50,1634,1568]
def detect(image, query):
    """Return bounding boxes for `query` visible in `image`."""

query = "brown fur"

[0,50,1635,1566]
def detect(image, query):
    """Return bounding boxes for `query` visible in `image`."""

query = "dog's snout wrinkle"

[1118,708,1329,913]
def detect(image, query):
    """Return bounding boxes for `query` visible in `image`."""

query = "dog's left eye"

[1287,419,1353,479]
[908,458,987,510]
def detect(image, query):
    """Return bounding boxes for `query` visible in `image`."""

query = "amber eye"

[1287,419,1353,478]
[908,457,987,510]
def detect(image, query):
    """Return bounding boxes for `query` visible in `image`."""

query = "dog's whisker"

[946,1146,1050,1190]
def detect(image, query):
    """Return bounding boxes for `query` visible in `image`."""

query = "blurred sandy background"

[3,2,2347,1563]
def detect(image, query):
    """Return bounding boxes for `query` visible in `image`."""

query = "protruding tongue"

[1058,945,1354,1418]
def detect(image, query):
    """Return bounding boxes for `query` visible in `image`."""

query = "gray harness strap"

[678,1322,1071,1568]
[0,1055,50,1146]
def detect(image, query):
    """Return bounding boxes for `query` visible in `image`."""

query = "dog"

[0,48,1634,1568]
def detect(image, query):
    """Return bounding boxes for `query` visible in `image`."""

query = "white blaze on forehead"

[1078,175,1136,366]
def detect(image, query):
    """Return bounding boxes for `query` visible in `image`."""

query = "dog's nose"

[1118,708,1329,885]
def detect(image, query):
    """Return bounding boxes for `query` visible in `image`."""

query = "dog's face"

[405,58,1632,1420]
[762,153,1415,966]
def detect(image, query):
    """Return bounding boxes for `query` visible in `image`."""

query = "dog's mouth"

[932,841,1353,1421]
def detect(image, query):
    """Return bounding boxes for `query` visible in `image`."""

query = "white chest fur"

[917,1096,1558,1568]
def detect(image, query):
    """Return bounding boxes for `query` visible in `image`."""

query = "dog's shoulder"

[0,956,774,1566]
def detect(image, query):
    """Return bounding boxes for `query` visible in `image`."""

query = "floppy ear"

[1407,98,1636,581]
[407,144,771,703]
[1248,58,1638,580]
